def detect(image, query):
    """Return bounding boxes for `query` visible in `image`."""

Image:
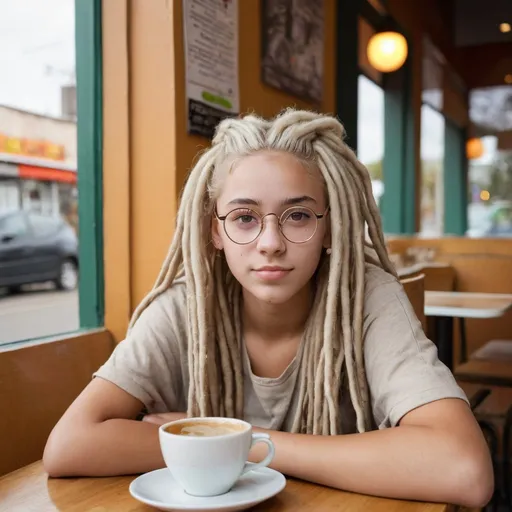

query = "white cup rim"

[159,416,251,440]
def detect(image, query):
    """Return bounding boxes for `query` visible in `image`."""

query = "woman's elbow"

[43,435,67,477]
[43,453,65,478]
[42,428,79,478]
[43,448,64,477]
[455,450,494,509]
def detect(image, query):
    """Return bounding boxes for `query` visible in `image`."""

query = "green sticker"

[201,91,232,109]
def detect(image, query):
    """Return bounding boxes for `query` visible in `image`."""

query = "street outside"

[0,287,79,346]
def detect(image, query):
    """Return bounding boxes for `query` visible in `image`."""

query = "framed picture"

[261,0,324,104]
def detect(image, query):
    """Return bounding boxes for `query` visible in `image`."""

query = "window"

[0,180,21,212]
[467,86,512,237]
[0,0,102,346]
[357,16,385,207]
[419,37,446,236]
[420,105,445,235]
[357,74,385,206]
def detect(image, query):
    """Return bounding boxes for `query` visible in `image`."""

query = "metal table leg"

[432,316,454,371]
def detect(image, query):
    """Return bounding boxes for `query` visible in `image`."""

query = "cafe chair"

[400,274,427,331]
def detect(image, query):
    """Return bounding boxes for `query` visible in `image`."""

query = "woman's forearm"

[251,425,492,508]
[44,419,165,477]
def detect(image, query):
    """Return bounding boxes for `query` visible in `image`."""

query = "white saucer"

[129,467,286,512]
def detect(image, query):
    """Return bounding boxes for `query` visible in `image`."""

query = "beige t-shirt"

[94,264,468,431]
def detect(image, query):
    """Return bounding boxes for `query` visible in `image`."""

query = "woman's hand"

[142,412,187,425]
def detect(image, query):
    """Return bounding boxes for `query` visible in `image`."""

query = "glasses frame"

[214,205,330,245]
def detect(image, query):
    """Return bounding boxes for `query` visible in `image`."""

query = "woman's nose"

[256,215,286,254]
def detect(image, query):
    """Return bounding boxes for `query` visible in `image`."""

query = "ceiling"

[454,0,512,47]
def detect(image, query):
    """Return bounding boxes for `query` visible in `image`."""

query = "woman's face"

[212,151,330,305]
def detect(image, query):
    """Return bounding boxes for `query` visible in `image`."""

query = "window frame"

[76,0,104,329]
[419,102,447,236]
[420,42,469,236]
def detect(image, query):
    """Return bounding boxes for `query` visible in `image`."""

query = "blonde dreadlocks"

[128,109,397,435]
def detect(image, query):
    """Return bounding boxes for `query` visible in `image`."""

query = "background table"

[0,461,457,512]
[424,291,512,370]
[425,292,512,320]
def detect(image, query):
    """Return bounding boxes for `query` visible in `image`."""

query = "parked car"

[0,210,78,293]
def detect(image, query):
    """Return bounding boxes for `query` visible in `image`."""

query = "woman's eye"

[290,212,310,221]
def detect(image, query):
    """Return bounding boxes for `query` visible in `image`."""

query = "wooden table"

[424,291,512,371]
[0,461,456,512]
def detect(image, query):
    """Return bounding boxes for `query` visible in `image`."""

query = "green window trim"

[336,0,361,152]
[76,0,104,328]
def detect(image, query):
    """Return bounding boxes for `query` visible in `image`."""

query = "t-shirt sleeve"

[363,271,469,429]
[93,283,188,414]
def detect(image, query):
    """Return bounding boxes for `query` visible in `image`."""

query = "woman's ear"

[211,218,224,250]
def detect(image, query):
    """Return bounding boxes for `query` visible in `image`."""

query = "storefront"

[0,106,77,229]
[0,154,77,221]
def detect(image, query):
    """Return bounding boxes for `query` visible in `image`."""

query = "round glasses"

[215,206,329,245]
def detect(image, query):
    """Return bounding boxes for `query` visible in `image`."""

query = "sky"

[0,0,75,117]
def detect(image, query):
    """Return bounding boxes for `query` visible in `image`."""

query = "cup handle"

[241,432,275,475]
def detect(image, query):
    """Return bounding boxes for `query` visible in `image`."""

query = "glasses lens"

[281,206,318,243]
[224,209,262,244]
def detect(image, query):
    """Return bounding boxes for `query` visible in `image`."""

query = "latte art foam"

[164,420,248,437]
[179,424,237,437]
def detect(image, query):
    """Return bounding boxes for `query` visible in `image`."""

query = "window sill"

[0,328,108,353]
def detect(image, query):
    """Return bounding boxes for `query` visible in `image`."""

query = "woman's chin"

[244,284,299,305]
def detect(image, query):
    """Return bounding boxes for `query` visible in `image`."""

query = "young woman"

[43,109,493,507]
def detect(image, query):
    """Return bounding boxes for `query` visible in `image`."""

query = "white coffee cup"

[159,417,275,497]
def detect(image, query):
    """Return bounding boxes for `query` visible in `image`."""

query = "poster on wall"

[183,0,239,139]
[261,0,324,104]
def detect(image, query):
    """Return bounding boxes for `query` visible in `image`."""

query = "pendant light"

[367,19,408,73]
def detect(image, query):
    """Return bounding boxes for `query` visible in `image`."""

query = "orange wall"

[102,0,132,343]
[128,0,179,314]
[103,0,337,341]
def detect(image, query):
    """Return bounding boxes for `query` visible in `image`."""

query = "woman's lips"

[253,267,292,281]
